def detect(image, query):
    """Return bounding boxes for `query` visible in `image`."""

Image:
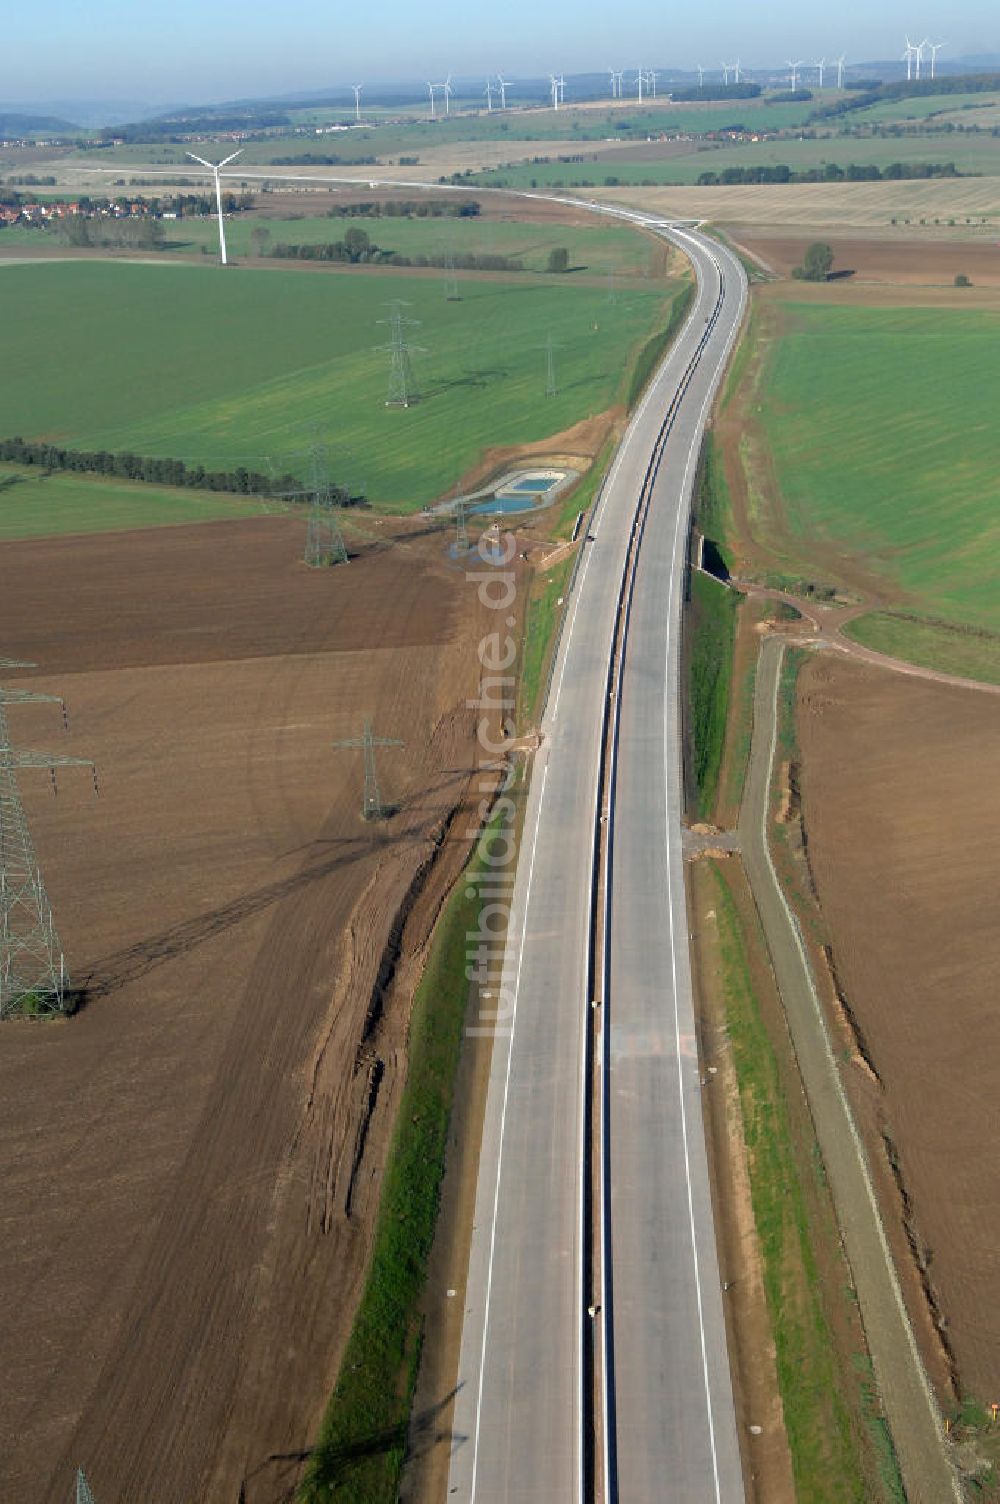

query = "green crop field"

[753,300,1000,633]
[471,130,1000,190]
[129,210,655,275]
[0,261,681,508]
[0,462,268,538]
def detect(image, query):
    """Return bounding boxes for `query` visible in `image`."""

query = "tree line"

[326,199,481,218]
[696,160,960,185]
[0,438,329,501]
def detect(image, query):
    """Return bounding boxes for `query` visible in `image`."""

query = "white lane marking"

[548,297,705,724]
[469,756,550,1502]
[658,243,746,1502]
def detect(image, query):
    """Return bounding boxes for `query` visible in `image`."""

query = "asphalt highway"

[448,219,748,1503]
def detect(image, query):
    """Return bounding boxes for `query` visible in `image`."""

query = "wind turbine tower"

[697,64,705,87]
[648,68,658,97]
[722,62,730,85]
[497,74,510,109]
[787,59,803,91]
[814,57,826,87]
[484,77,494,111]
[443,75,453,114]
[550,74,560,109]
[352,84,363,122]
[836,54,847,88]
[928,40,946,79]
[185,149,242,266]
[636,67,644,102]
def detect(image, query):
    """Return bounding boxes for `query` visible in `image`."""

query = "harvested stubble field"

[0,512,511,1504]
[794,652,1000,1409]
[595,177,1000,230]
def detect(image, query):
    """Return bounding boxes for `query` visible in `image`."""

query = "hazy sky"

[7,0,1000,108]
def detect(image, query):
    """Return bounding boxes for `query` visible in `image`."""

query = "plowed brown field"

[795,652,1000,1404]
[0,515,506,1503]
[733,231,1000,287]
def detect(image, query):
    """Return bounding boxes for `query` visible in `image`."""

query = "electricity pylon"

[453,497,472,554]
[333,720,404,821]
[76,1469,97,1504]
[377,300,425,408]
[544,333,559,397]
[304,445,349,568]
[444,246,461,301]
[0,664,97,1020]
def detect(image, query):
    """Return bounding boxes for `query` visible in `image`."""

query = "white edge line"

[468,756,550,1500]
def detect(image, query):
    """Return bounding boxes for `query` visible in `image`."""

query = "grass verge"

[693,432,735,573]
[687,570,740,820]
[843,610,1000,687]
[299,811,504,1502]
[626,279,695,410]
[708,860,905,1502]
[517,554,574,729]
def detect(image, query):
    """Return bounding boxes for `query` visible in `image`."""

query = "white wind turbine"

[927,40,946,79]
[787,59,803,90]
[903,37,922,81]
[185,148,242,266]
[636,67,645,102]
[550,73,560,109]
[352,84,363,122]
[442,75,453,115]
[732,58,741,83]
[814,57,826,87]
[609,67,618,98]
[497,74,510,110]
[648,68,658,97]
[722,61,731,85]
[697,64,705,87]
[836,54,847,88]
[427,81,438,118]
[613,68,624,97]
[484,77,494,111]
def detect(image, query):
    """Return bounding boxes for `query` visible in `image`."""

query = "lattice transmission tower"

[443,246,461,302]
[75,1469,97,1504]
[303,445,349,568]
[333,720,404,821]
[544,333,559,397]
[0,661,97,1020]
[377,300,425,408]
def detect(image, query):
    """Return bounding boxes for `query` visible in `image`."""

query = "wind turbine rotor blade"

[186,152,213,169]
[219,150,243,168]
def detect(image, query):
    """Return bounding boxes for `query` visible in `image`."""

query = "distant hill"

[0,112,77,136]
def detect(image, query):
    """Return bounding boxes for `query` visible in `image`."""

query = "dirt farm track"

[0,515,503,1503]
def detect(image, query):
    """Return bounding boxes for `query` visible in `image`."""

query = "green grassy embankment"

[0,462,268,537]
[843,610,1000,686]
[0,261,677,511]
[300,808,507,1503]
[517,555,574,729]
[626,279,695,409]
[687,569,740,820]
[707,860,905,1502]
